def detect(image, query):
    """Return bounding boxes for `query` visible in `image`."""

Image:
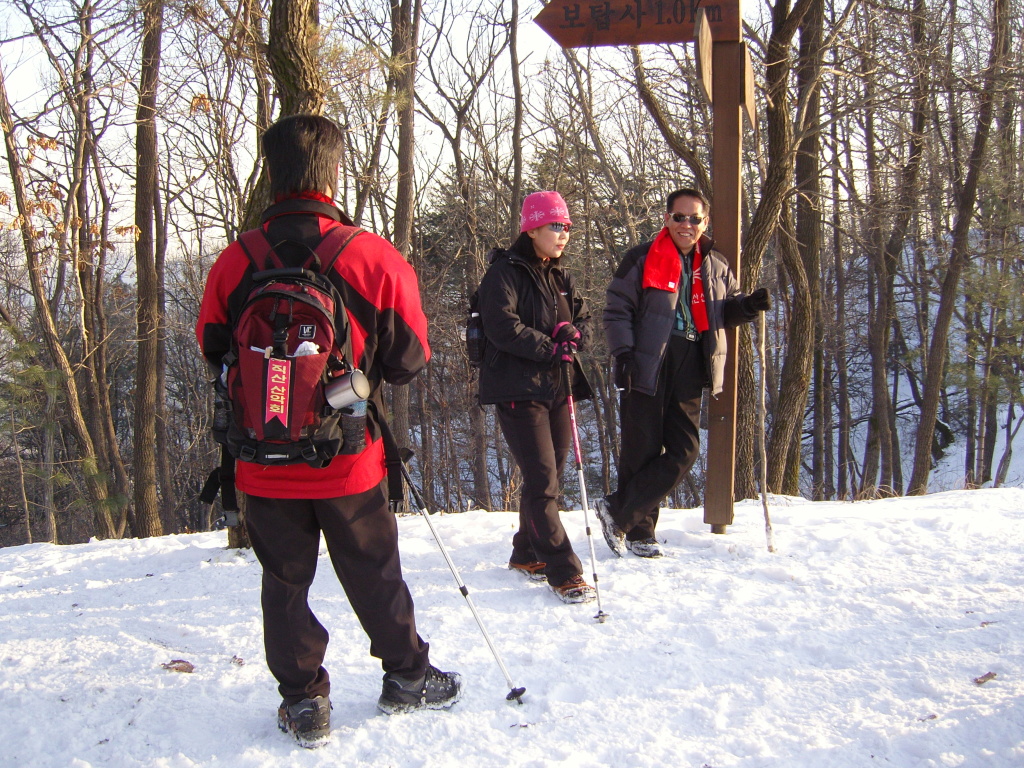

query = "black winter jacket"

[477,247,593,405]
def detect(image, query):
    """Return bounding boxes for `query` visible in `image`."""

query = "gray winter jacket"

[603,233,755,397]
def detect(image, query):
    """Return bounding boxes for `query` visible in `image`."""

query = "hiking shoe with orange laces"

[508,560,547,581]
[550,575,597,604]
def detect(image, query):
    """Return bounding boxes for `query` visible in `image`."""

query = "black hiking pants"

[245,482,429,704]
[608,334,705,541]
[496,398,583,587]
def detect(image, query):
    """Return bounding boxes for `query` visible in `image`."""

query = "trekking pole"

[397,454,526,704]
[563,360,610,623]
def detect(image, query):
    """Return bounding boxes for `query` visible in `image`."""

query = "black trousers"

[496,399,583,587]
[608,334,705,540]
[245,482,429,704]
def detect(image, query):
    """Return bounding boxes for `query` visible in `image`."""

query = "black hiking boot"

[377,665,463,715]
[277,695,331,748]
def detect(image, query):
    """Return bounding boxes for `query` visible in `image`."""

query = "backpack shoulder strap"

[312,225,364,369]
[315,225,365,275]
[236,228,285,271]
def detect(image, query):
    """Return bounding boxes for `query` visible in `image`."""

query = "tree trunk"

[241,0,325,229]
[13,410,31,544]
[766,207,814,493]
[386,0,422,460]
[758,0,817,493]
[795,0,823,498]
[133,0,165,538]
[42,388,58,543]
[736,0,814,498]
[859,19,890,496]
[509,0,524,242]
[860,0,928,496]
[154,166,177,529]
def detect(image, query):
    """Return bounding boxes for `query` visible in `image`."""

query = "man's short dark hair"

[666,188,710,216]
[262,115,344,198]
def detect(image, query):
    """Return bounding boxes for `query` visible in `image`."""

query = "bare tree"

[908,0,1011,494]
[0,60,119,538]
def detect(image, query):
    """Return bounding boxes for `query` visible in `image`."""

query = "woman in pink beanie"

[474,191,596,605]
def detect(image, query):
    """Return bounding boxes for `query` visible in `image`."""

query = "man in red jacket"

[197,115,461,748]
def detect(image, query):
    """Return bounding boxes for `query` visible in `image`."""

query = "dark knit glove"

[614,351,635,392]
[552,322,582,343]
[742,287,771,314]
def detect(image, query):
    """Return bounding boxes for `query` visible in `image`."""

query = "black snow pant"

[608,334,705,541]
[245,481,429,705]
[496,398,583,587]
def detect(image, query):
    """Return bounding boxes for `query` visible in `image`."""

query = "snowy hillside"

[1,489,1022,767]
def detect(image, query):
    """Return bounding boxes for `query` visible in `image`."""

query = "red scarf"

[642,228,709,332]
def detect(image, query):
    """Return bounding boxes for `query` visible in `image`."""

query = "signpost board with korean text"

[534,0,742,47]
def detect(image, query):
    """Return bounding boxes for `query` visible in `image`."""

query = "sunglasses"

[670,213,705,225]
[547,222,572,233]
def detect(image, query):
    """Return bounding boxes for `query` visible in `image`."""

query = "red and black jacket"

[196,195,430,498]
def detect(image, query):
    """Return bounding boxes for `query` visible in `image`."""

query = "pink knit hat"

[519,191,572,233]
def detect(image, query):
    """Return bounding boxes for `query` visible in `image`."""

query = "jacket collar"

[261,195,355,227]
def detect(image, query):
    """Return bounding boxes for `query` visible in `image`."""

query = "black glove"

[742,287,771,314]
[552,322,582,344]
[614,351,635,392]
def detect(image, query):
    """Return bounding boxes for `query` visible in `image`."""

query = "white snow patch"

[1,489,1022,766]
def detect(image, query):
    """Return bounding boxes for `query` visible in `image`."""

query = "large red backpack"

[212,225,364,467]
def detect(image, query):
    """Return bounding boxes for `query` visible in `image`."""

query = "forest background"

[0,0,1020,546]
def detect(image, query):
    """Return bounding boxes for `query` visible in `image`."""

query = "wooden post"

[705,38,744,530]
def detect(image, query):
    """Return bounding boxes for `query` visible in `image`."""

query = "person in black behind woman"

[476,191,596,604]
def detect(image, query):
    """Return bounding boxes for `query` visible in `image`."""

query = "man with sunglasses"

[595,188,770,557]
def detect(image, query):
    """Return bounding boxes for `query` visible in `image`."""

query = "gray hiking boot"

[594,498,625,557]
[277,695,331,748]
[377,665,463,715]
[625,537,663,558]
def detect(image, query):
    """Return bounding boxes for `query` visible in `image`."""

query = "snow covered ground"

[1,488,1022,768]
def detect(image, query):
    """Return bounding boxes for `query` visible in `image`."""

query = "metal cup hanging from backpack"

[326,369,370,454]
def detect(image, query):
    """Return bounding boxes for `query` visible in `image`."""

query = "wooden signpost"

[536,0,753,532]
